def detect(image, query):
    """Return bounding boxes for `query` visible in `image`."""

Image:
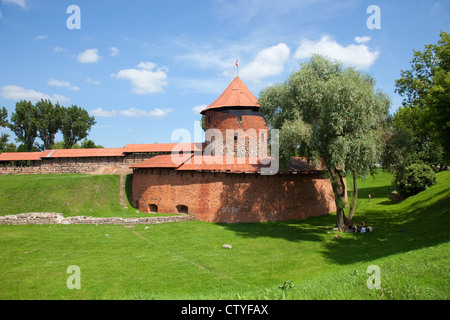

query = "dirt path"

[119,174,128,209]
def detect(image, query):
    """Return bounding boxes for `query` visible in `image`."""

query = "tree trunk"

[328,167,347,232]
[345,169,358,225]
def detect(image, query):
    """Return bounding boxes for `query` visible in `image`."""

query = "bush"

[394,163,437,196]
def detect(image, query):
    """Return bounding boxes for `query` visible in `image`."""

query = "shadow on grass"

[125,174,134,208]
[216,214,336,243]
[321,195,450,265]
[221,185,449,265]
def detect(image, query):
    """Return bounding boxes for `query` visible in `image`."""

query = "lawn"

[0,173,174,218]
[0,170,448,300]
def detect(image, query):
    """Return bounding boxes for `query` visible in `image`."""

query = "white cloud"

[86,77,101,85]
[34,34,48,41]
[0,85,70,103]
[354,36,371,44]
[77,48,101,63]
[119,107,173,118]
[2,0,27,9]
[176,52,231,71]
[53,46,67,53]
[294,35,379,70]
[89,107,172,118]
[111,62,168,94]
[239,43,291,82]
[90,108,117,117]
[109,46,120,57]
[47,78,78,91]
[192,104,207,114]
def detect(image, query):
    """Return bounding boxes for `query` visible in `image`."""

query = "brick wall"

[204,109,269,157]
[132,168,337,223]
[0,154,159,175]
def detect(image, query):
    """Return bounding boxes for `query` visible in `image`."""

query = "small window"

[234,133,238,141]
[149,204,158,213]
[176,205,188,214]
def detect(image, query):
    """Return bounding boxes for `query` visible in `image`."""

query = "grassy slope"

[0,171,448,299]
[0,173,172,218]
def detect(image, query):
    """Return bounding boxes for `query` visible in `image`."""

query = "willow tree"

[259,55,390,231]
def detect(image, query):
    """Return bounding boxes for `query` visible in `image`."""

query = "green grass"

[0,170,448,299]
[0,173,175,218]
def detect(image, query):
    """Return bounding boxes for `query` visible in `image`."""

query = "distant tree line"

[0,100,98,152]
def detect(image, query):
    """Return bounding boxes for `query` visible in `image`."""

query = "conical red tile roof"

[201,76,259,114]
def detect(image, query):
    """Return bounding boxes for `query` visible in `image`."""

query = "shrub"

[394,163,437,196]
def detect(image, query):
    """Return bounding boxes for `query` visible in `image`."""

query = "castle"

[0,77,337,223]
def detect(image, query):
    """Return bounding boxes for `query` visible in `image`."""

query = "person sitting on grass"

[360,221,366,233]
[348,221,358,233]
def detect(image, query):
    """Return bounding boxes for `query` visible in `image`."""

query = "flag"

[235,59,238,68]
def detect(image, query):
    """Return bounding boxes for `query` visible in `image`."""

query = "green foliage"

[394,162,437,196]
[0,106,7,127]
[35,99,63,150]
[0,107,16,153]
[259,55,390,229]
[394,31,450,163]
[8,100,39,151]
[81,139,103,149]
[6,101,97,151]
[200,114,206,131]
[61,105,96,149]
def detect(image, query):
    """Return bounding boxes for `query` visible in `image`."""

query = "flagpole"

[236,59,239,77]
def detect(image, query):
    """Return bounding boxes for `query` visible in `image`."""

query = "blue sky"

[0,0,449,148]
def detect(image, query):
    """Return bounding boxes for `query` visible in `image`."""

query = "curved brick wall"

[132,168,337,223]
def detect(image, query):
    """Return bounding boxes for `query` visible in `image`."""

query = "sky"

[0,0,449,148]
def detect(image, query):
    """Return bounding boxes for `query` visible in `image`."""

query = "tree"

[80,139,103,148]
[8,100,39,151]
[259,55,390,231]
[395,31,450,164]
[0,107,16,153]
[0,107,7,128]
[394,162,436,196]
[61,105,96,149]
[35,99,63,150]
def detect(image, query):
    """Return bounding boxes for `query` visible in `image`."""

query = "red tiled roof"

[176,156,271,173]
[283,157,324,172]
[130,153,193,169]
[131,155,323,173]
[201,76,260,114]
[45,148,125,158]
[176,156,323,173]
[123,143,203,153]
[0,150,52,161]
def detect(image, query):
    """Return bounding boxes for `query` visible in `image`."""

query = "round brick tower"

[200,76,268,157]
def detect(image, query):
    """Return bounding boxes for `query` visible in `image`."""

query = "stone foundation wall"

[0,212,194,225]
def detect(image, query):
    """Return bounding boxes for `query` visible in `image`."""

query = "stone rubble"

[0,212,194,225]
